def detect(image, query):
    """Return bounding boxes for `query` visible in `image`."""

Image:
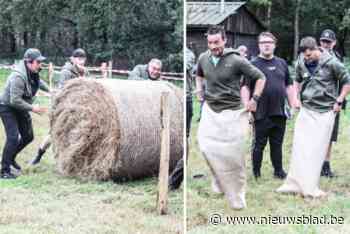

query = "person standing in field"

[277,37,350,197]
[196,25,266,209]
[0,48,49,178]
[318,29,344,178]
[243,32,296,180]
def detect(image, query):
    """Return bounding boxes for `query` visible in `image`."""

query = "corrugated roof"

[187,1,246,26]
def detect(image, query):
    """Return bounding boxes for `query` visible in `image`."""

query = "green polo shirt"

[296,51,350,113]
[197,48,266,112]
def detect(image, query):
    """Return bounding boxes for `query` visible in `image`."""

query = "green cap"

[23,48,46,62]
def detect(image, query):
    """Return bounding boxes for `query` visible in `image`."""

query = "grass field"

[186,61,350,233]
[0,69,183,234]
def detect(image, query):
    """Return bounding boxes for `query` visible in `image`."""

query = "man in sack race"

[276,37,350,197]
[196,25,266,209]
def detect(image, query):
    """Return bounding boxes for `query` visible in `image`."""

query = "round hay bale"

[50,78,183,181]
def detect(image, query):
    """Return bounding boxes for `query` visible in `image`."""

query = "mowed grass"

[186,62,350,233]
[0,69,183,234]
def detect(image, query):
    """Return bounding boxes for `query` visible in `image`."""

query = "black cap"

[72,48,87,58]
[320,29,336,42]
[23,48,46,62]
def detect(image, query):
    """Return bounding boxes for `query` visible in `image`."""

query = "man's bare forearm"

[252,78,265,97]
[240,85,250,106]
[338,84,350,101]
[195,76,204,92]
[286,84,296,106]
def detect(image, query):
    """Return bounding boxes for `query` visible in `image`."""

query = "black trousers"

[252,116,286,173]
[330,113,340,142]
[0,105,33,173]
[169,99,193,189]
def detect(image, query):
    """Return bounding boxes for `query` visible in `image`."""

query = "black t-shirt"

[248,56,293,120]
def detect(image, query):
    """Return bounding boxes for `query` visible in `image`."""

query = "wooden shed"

[187,1,266,57]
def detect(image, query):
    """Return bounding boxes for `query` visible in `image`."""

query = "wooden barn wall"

[226,8,263,35]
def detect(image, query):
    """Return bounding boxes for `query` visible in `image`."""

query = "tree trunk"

[267,2,272,30]
[338,28,348,57]
[293,0,302,61]
[9,31,16,53]
[23,31,28,48]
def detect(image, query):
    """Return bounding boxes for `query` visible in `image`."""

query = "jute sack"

[198,102,250,209]
[276,107,335,197]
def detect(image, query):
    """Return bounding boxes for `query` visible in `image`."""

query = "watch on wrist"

[252,94,260,102]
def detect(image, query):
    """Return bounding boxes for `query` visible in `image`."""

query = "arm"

[284,61,297,108]
[9,77,33,111]
[59,69,71,87]
[195,76,204,102]
[237,58,266,97]
[240,85,250,109]
[238,59,266,112]
[332,61,350,112]
[128,66,143,80]
[286,84,297,108]
[194,59,205,101]
[39,79,50,92]
[9,77,47,114]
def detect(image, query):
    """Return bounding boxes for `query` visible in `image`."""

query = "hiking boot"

[274,169,287,179]
[253,169,261,179]
[0,171,17,179]
[30,148,46,165]
[321,161,334,178]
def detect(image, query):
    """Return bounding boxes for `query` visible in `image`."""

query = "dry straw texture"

[50,78,183,181]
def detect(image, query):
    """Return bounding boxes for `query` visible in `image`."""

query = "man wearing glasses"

[243,32,296,180]
[30,48,88,165]
[0,48,49,178]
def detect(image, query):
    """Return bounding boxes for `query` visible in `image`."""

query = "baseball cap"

[72,48,87,58]
[320,29,336,42]
[23,48,46,62]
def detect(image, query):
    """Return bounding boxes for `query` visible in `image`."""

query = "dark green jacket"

[59,61,89,88]
[128,64,159,81]
[197,48,266,112]
[0,60,49,111]
[186,48,195,101]
[296,51,350,112]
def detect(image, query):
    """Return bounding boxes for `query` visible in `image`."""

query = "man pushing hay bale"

[50,78,183,181]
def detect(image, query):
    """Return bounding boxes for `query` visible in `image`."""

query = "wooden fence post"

[101,62,107,79]
[48,62,54,105]
[108,60,113,79]
[157,92,170,215]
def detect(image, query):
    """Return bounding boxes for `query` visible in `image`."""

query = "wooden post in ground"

[108,60,113,79]
[101,62,107,79]
[48,62,54,106]
[48,62,53,91]
[157,92,170,215]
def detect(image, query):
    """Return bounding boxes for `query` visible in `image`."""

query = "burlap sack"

[198,103,250,209]
[277,107,335,197]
